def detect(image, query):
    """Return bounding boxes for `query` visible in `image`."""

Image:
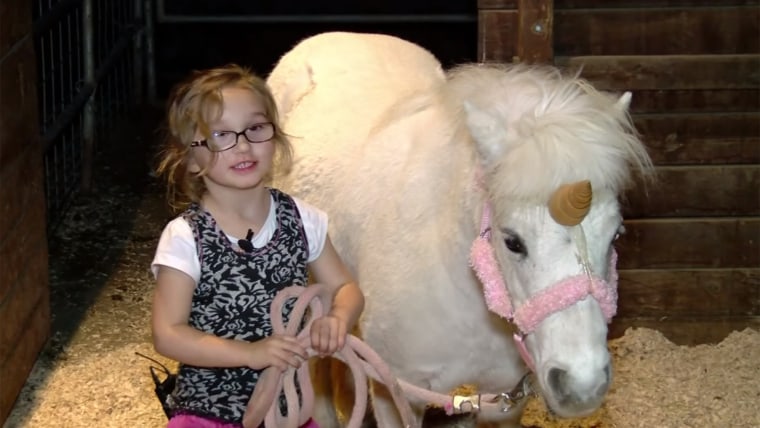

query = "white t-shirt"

[151,195,328,284]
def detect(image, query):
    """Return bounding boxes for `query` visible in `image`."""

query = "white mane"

[443,63,653,203]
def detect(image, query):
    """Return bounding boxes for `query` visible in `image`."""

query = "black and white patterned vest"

[169,188,309,424]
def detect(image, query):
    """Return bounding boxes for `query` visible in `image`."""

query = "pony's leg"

[329,359,366,427]
[310,358,340,428]
[474,421,520,428]
[369,379,424,428]
[423,409,477,428]
[418,410,522,428]
[473,413,522,428]
[419,404,522,428]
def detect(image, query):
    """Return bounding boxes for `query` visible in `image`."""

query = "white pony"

[268,32,652,427]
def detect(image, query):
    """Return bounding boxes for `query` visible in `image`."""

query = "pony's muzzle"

[546,363,611,415]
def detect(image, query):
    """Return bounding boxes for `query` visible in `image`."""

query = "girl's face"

[189,86,275,193]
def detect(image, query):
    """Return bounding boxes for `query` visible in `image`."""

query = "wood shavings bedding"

[6,327,758,428]
[520,327,760,428]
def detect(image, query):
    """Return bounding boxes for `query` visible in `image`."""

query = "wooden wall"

[478,0,760,345]
[0,0,50,423]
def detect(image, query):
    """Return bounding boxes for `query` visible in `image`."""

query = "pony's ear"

[614,91,632,111]
[268,62,315,117]
[463,100,507,164]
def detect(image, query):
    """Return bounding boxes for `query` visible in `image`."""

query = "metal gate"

[33,0,155,229]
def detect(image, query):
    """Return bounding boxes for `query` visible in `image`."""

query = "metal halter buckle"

[451,373,534,414]
[486,373,534,412]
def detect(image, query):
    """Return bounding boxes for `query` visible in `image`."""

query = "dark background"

[162,0,474,15]
[154,1,479,97]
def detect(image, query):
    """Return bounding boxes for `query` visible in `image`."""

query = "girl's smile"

[232,160,256,170]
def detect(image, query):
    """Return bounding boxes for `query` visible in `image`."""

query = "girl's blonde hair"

[155,64,293,214]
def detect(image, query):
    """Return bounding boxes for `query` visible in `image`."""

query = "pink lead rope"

[243,282,537,428]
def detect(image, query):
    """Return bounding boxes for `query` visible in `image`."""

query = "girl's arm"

[152,266,306,370]
[307,235,365,353]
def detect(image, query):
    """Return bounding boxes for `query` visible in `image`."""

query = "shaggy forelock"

[445,63,653,205]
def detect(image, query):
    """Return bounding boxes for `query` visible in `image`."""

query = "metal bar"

[41,23,138,151]
[133,0,143,104]
[156,13,477,24]
[81,0,95,192]
[33,0,81,36]
[155,0,475,24]
[38,23,49,130]
[144,0,156,102]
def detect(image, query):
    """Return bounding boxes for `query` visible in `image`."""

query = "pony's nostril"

[547,367,570,399]
[596,364,612,396]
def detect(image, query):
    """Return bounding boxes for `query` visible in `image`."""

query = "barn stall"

[479,0,760,425]
[0,0,758,427]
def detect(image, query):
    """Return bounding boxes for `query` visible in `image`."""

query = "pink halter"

[469,202,618,371]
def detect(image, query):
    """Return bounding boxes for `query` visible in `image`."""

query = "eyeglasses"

[190,122,275,152]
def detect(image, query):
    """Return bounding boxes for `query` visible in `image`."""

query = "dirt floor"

[3,109,759,428]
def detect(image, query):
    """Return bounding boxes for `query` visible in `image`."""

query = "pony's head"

[449,63,653,417]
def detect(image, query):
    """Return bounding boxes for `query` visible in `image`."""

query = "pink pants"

[167,414,319,428]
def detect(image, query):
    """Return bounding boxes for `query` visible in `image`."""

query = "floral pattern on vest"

[168,188,309,423]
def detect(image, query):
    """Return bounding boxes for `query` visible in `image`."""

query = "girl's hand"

[310,314,348,356]
[246,335,307,371]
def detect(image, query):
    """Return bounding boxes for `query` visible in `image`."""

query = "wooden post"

[516,0,553,64]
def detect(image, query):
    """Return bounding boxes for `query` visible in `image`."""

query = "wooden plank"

[0,259,48,363]
[643,136,759,165]
[555,0,759,8]
[515,0,553,63]
[0,0,32,55]
[634,113,760,165]
[479,0,518,9]
[0,146,46,249]
[554,7,760,56]
[0,292,49,423]
[622,165,760,217]
[617,268,760,317]
[478,10,518,62]
[478,3,760,61]
[556,54,760,90]
[617,218,760,269]
[609,317,760,346]
[629,89,760,114]
[0,167,48,301]
[481,0,759,8]
[0,39,39,172]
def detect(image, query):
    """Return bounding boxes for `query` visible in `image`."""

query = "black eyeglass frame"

[190,122,275,152]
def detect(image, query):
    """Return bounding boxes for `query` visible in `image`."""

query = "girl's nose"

[231,136,252,153]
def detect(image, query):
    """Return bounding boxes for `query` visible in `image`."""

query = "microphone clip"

[237,229,255,253]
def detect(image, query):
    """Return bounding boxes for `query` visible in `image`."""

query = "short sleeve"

[293,197,328,263]
[150,217,201,284]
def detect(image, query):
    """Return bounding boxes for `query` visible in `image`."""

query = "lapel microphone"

[237,229,255,253]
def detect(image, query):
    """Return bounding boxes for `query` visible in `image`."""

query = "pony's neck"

[438,127,488,245]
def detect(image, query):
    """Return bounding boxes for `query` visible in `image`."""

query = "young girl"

[150,64,364,428]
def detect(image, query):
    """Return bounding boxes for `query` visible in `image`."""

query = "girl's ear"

[187,154,202,174]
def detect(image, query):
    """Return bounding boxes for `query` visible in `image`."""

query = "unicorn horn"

[548,180,593,226]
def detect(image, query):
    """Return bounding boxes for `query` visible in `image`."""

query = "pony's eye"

[504,236,526,254]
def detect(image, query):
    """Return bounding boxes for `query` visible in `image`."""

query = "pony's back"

[268,32,447,256]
